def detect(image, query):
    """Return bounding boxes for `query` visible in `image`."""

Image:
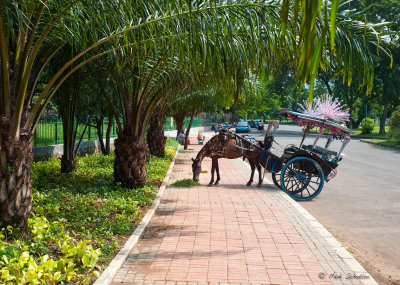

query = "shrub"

[361,117,375,134]
[1,142,178,284]
[388,106,400,143]
[0,216,101,284]
[166,138,179,149]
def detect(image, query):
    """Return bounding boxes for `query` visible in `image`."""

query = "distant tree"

[170,88,231,149]
[347,0,400,133]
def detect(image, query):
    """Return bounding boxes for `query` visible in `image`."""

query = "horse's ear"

[191,157,195,161]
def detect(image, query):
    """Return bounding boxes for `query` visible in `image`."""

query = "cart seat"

[302,145,338,158]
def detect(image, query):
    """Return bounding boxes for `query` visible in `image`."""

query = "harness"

[211,151,224,157]
[207,130,260,159]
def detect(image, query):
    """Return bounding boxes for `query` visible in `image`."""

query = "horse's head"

[191,157,201,182]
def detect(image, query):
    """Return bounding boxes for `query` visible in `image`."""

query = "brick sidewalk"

[110,143,373,285]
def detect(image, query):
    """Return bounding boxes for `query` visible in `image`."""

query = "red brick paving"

[111,144,332,284]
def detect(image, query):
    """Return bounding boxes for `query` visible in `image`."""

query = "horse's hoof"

[257,184,262,188]
[208,183,214,186]
[214,181,219,185]
[246,182,252,186]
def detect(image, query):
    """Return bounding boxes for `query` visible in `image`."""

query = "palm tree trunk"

[60,110,77,173]
[147,108,166,157]
[0,118,33,229]
[379,102,389,135]
[114,134,147,188]
[61,116,76,173]
[173,112,187,139]
[58,76,79,173]
[184,113,194,150]
[105,116,113,155]
[95,115,106,155]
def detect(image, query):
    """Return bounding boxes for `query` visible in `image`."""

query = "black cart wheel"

[280,157,324,201]
[272,171,282,189]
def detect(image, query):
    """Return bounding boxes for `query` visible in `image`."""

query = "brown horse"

[191,130,263,187]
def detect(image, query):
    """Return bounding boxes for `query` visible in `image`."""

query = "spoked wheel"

[280,157,324,201]
[272,171,282,189]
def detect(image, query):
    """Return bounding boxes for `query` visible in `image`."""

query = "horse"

[191,130,263,187]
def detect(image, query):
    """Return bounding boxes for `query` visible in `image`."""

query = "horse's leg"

[214,158,220,185]
[256,161,263,188]
[247,160,255,186]
[209,158,215,186]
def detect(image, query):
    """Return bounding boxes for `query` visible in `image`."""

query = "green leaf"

[330,0,339,51]
[54,271,61,281]
[82,254,89,267]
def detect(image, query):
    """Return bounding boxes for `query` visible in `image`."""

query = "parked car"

[235,121,250,133]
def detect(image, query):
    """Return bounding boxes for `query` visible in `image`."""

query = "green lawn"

[0,140,177,284]
[352,125,400,149]
[352,125,390,138]
[361,139,400,149]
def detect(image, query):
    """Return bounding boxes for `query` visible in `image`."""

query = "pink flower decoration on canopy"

[297,99,322,118]
[297,94,349,122]
[316,94,349,121]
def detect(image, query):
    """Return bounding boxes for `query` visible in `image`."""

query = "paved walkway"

[110,143,375,285]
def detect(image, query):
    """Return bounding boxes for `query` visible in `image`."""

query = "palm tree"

[109,55,192,187]
[0,0,143,228]
[0,0,390,229]
[147,100,170,158]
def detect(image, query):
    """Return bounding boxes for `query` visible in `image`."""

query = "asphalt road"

[248,125,400,284]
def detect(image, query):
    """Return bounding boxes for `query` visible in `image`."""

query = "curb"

[240,159,378,285]
[94,145,180,285]
[276,192,378,285]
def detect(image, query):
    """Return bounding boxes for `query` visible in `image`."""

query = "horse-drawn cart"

[235,110,353,201]
[192,95,352,201]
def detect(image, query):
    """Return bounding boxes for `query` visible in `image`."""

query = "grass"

[352,125,400,149]
[352,125,389,138]
[311,123,400,149]
[0,140,177,284]
[279,119,297,125]
[361,139,400,149]
[171,179,201,187]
